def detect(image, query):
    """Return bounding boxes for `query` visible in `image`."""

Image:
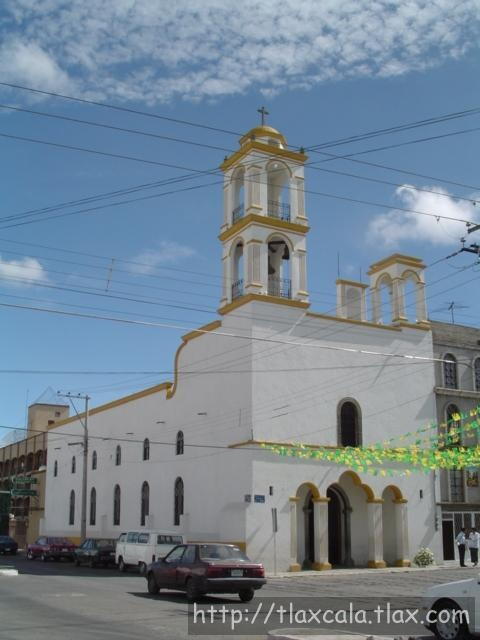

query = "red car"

[27,536,76,561]
[146,543,266,602]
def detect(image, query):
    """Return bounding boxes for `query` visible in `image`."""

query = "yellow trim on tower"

[220,141,307,172]
[218,294,310,316]
[368,253,425,275]
[336,278,369,289]
[219,213,310,243]
[167,320,222,399]
[239,126,287,147]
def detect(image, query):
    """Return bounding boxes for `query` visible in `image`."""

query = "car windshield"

[0,536,13,543]
[199,545,249,561]
[49,538,70,544]
[96,539,114,547]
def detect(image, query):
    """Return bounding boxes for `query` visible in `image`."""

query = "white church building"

[44,123,443,571]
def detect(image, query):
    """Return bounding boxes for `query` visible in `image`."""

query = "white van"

[115,531,185,573]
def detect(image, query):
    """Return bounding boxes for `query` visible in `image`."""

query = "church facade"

[43,123,443,570]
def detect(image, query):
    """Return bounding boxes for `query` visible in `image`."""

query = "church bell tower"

[218,111,310,314]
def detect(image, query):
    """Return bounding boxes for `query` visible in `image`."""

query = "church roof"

[239,125,287,147]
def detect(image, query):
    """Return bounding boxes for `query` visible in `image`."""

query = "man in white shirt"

[456,527,467,567]
[468,527,480,566]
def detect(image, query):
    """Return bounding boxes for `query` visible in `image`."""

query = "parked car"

[74,538,116,568]
[145,542,266,602]
[0,535,18,555]
[26,536,76,561]
[116,530,185,574]
[424,575,478,640]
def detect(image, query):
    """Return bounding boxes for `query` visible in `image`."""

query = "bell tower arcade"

[219,119,310,314]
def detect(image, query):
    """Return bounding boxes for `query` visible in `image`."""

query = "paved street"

[0,555,477,640]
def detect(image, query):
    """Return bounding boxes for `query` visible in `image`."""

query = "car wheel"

[11,550,17,555]
[27,550,34,560]
[118,557,126,573]
[432,602,470,640]
[88,557,96,569]
[74,558,80,567]
[147,572,160,595]
[41,553,48,562]
[239,588,255,603]
[139,562,146,575]
[186,578,200,603]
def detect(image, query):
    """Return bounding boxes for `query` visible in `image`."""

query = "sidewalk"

[266,561,460,578]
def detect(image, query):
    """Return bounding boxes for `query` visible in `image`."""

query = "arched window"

[90,487,96,526]
[268,235,291,298]
[35,450,43,469]
[92,451,97,470]
[143,438,150,461]
[176,431,184,456]
[231,167,245,223]
[140,481,150,527]
[174,477,184,526]
[71,456,76,474]
[444,353,458,389]
[115,445,121,466]
[113,485,121,526]
[53,460,58,478]
[266,161,290,221]
[69,490,75,525]
[474,358,480,391]
[445,404,464,502]
[19,456,25,472]
[232,242,244,299]
[338,400,361,447]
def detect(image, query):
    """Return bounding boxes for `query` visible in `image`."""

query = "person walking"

[468,527,480,566]
[456,527,467,567]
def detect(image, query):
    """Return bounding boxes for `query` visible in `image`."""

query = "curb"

[0,568,18,576]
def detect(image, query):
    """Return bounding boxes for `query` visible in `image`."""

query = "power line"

[0,81,242,137]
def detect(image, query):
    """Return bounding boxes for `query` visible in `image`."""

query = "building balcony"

[232,204,244,224]
[267,200,291,222]
[232,278,244,300]
[268,276,291,299]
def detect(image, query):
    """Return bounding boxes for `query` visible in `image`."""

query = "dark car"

[74,538,116,568]
[0,535,18,555]
[146,543,266,602]
[27,536,76,561]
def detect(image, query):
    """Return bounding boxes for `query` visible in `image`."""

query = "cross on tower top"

[257,106,269,126]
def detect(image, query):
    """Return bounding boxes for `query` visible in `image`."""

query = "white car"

[425,576,480,640]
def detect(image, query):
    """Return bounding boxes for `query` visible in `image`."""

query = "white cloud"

[366,185,479,247]
[0,37,73,93]
[130,241,196,274]
[0,0,479,102]
[0,255,50,286]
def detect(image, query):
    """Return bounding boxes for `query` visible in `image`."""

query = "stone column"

[394,499,410,566]
[289,497,301,572]
[370,287,381,323]
[367,499,386,568]
[392,278,406,322]
[416,282,428,323]
[312,497,331,570]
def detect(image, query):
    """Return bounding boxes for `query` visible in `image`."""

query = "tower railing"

[232,278,244,300]
[268,276,291,299]
[232,204,244,224]
[268,200,291,222]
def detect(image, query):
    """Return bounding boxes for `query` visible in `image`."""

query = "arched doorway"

[327,485,352,567]
[303,491,314,568]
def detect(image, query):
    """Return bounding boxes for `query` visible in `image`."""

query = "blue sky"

[0,0,479,438]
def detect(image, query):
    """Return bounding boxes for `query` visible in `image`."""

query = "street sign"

[12,477,38,485]
[11,489,37,497]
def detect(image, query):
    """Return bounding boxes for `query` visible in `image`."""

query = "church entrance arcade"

[288,473,409,571]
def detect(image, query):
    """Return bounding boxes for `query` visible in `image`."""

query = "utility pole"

[57,392,89,543]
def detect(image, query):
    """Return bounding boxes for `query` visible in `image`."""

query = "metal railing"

[267,200,291,222]
[268,277,291,299]
[232,204,244,224]
[232,279,244,300]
